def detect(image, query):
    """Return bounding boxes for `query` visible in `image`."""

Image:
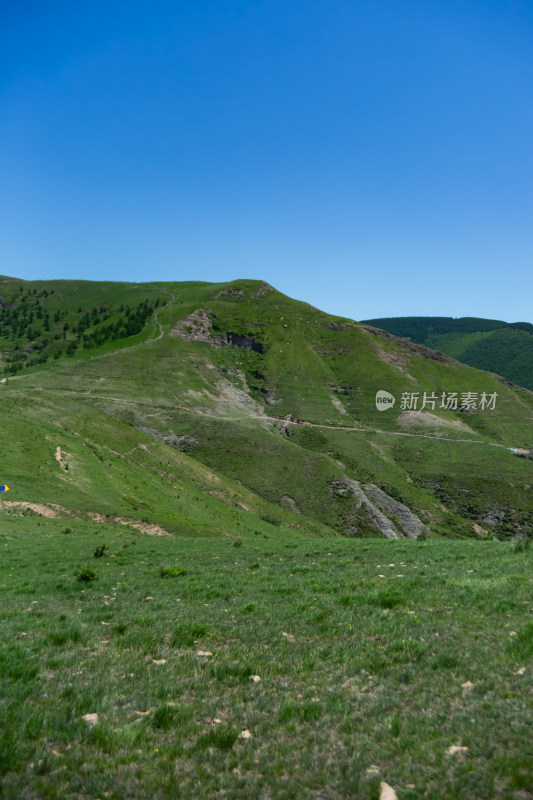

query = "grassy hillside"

[1,276,532,798]
[363,316,533,391]
[1,277,532,541]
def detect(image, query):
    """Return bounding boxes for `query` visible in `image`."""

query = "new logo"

[375,390,396,411]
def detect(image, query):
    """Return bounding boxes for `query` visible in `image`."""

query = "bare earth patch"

[87,512,108,523]
[215,377,263,416]
[398,410,474,433]
[0,501,71,518]
[371,339,415,380]
[185,374,263,418]
[88,511,172,536]
[0,503,171,535]
[54,446,66,470]
[112,517,171,537]
[330,394,347,414]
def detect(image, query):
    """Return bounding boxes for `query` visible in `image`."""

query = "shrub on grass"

[76,568,96,582]
[260,514,281,526]
[160,565,187,578]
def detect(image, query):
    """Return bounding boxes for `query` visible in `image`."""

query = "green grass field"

[1,520,531,799]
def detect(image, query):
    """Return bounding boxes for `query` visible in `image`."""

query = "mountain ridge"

[362,315,533,390]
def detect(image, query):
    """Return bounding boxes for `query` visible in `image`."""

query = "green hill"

[363,315,533,390]
[1,277,533,798]
[1,277,533,542]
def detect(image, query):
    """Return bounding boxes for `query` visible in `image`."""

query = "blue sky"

[1,0,532,322]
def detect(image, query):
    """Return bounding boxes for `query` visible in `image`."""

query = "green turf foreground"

[1,520,531,799]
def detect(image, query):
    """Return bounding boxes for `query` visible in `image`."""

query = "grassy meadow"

[1,519,531,799]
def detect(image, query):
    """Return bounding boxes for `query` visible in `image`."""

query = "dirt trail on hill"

[7,291,522,451]
[11,288,517,455]
[43,387,513,449]
[151,288,175,341]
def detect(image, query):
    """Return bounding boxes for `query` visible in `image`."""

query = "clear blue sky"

[1,0,532,322]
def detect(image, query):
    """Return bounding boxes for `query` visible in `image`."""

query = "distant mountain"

[362,316,533,390]
[1,278,532,542]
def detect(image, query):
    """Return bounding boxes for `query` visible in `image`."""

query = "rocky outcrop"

[332,477,428,539]
[172,309,226,346]
[362,483,428,539]
[213,281,274,300]
[326,320,356,331]
[135,426,199,452]
[226,332,264,353]
[280,495,302,514]
[213,288,245,300]
[172,309,264,352]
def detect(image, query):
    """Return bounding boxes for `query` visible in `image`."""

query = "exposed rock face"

[213,281,274,299]
[343,479,400,539]
[172,309,226,346]
[332,477,428,539]
[255,282,275,296]
[326,320,356,331]
[213,288,245,300]
[226,332,264,353]
[172,309,264,352]
[280,495,302,514]
[363,483,428,539]
[135,426,199,451]
[213,376,264,415]
[481,510,506,525]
